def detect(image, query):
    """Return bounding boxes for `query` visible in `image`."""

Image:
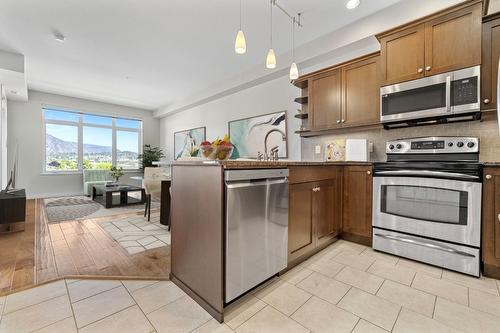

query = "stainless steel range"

[372,137,482,276]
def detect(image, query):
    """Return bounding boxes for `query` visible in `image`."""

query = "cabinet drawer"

[289,166,342,184]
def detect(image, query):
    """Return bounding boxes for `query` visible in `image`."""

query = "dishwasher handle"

[225,177,288,189]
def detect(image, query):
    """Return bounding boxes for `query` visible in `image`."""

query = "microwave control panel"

[451,76,478,106]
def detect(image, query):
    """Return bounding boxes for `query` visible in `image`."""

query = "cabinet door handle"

[425,66,431,71]
[498,213,500,222]
[341,119,345,123]
[367,170,371,175]
[486,174,492,180]
[484,99,490,104]
[417,68,424,73]
[336,120,341,124]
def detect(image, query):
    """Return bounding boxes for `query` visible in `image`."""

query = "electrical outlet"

[315,145,321,154]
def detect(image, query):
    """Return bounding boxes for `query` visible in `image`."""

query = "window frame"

[42,107,143,174]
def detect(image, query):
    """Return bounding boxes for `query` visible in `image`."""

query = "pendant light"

[234,0,246,54]
[266,0,276,69]
[289,16,299,80]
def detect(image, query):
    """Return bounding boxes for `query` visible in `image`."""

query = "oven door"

[372,175,481,247]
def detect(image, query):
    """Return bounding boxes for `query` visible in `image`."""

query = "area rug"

[44,195,160,223]
[97,212,170,255]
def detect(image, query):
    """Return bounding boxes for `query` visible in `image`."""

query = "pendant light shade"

[266,48,276,69]
[235,30,246,54]
[289,62,299,80]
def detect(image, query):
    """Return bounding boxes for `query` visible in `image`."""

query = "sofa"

[83,169,113,196]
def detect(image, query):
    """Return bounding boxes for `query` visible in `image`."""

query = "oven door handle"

[374,170,479,180]
[375,233,476,258]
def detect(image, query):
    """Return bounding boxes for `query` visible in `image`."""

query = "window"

[43,108,142,172]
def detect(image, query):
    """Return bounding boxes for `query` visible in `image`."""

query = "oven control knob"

[448,142,453,147]
[467,142,475,148]
[396,144,402,149]
[389,144,395,150]
[457,142,464,148]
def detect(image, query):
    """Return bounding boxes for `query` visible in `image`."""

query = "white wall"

[160,75,302,161]
[7,90,160,198]
[158,0,463,159]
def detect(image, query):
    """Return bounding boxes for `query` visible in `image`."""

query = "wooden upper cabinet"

[482,14,500,110]
[309,69,342,130]
[313,171,342,248]
[424,4,481,76]
[378,1,482,86]
[482,167,500,279]
[379,24,425,86]
[288,182,314,263]
[342,55,380,126]
[342,166,372,245]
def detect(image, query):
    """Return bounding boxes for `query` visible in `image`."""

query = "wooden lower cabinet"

[482,167,500,279]
[288,182,315,262]
[342,166,373,246]
[288,167,342,263]
[314,177,342,248]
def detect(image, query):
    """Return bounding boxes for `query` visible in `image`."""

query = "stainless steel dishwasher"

[225,169,289,303]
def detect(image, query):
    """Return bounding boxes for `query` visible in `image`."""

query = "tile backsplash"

[301,113,500,162]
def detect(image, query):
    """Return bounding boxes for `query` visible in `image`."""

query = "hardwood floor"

[0,199,170,296]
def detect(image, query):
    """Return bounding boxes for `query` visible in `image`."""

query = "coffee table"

[92,184,146,208]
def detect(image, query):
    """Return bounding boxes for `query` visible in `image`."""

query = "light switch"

[369,142,374,153]
[315,145,321,154]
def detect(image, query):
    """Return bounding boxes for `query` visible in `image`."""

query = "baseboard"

[483,263,500,280]
[340,232,372,246]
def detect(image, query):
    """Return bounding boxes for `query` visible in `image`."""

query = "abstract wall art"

[174,126,206,160]
[228,111,287,159]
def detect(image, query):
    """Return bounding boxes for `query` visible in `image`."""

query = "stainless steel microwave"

[380,66,480,123]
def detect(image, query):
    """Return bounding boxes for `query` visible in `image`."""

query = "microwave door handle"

[375,170,479,180]
[446,75,452,112]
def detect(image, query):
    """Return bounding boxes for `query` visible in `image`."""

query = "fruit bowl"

[200,143,234,160]
[200,143,217,159]
[200,136,235,160]
[216,145,234,160]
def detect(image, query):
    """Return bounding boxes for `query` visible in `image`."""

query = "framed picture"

[174,126,206,160]
[228,111,288,159]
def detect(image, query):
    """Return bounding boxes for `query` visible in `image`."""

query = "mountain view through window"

[44,108,142,172]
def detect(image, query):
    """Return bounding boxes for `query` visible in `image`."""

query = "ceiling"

[0,0,400,111]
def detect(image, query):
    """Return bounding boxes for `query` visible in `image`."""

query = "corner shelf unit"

[292,78,309,135]
[294,96,308,104]
[294,112,308,120]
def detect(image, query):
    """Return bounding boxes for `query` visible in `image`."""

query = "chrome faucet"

[264,129,286,161]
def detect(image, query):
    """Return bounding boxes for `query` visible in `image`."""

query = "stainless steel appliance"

[381,66,480,124]
[372,137,482,276]
[225,169,289,302]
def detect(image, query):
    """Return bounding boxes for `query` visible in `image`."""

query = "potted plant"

[110,166,124,183]
[139,145,165,169]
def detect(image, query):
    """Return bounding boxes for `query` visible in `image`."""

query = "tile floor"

[97,212,170,254]
[1,240,500,332]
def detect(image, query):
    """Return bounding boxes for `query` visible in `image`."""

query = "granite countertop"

[172,159,373,169]
[482,162,500,166]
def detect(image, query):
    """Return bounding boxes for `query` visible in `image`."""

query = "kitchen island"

[170,160,372,322]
